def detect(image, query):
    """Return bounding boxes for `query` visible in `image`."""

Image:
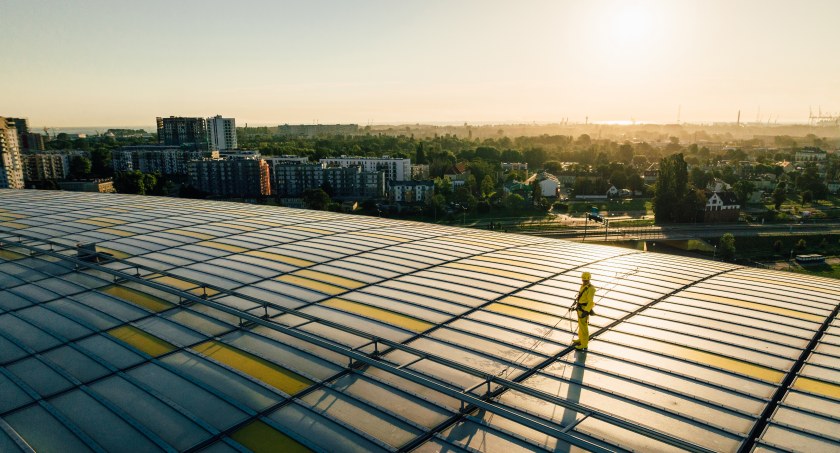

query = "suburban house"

[705,191,740,222]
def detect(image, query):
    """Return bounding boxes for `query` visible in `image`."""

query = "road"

[515,221,840,241]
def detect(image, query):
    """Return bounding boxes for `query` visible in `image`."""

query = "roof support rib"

[738,300,840,453]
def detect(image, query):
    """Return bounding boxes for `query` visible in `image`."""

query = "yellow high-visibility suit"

[575,281,596,348]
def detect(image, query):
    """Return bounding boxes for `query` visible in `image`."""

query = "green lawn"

[792,262,840,280]
[566,198,652,214]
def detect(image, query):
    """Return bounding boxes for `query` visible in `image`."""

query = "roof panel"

[1,190,838,452]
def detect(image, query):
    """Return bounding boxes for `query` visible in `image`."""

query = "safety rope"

[496,266,639,380]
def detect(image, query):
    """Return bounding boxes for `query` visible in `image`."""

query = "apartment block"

[389,180,434,203]
[207,115,237,150]
[0,117,25,189]
[321,156,410,181]
[113,146,214,175]
[22,153,70,181]
[156,116,209,150]
[187,157,270,198]
[269,161,326,197]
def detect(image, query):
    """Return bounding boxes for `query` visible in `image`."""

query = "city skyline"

[3,0,839,127]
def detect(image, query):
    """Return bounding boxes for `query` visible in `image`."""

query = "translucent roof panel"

[1,189,838,452]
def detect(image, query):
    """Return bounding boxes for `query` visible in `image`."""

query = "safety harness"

[574,283,594,318]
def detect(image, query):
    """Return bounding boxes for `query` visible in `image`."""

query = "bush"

[553,202,569,213]
[796,239,807,250]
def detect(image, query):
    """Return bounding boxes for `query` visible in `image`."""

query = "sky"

[2,0,839,127]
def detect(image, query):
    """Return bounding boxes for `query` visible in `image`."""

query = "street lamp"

[713,245,717,260]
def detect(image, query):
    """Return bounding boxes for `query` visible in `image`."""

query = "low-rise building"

[389,180,434,203]
[707,178,732,193]
[411,164,430,180]
[795,149,827,163]
[58,178,115,193]
[704,191,740,222]
[502,162,528,173]
[537,172,559,197]
[643,164,659,184]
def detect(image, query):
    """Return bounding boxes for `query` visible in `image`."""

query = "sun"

[608,5,655,46]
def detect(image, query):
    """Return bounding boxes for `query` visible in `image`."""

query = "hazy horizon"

[3,0,839,127]
[31,119,835,132]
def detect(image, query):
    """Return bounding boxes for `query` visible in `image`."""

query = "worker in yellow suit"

[572,271,596,350]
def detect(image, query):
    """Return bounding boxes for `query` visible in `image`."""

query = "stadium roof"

[0,189,838,453]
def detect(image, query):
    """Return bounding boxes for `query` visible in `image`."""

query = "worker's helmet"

[581,271,591,280]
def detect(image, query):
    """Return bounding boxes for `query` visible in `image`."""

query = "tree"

[523,147,547,169]
[90,148,112,177]
[543,161,564,175]
[500,149,523,162]
[795,163,828,200]
[772,182,787,210]
[428,194,446,219]
[719,233,736,261]
[452,186,477,211]
[480,175,495,198]
[732,180,755,206]
[69,156,92,179]
[504,193,526,211]
[653,153,689,223]
[617,143,634,165]
[434,177,452,199]
[801,190,813,204]
[609,170,627,190]
[302,188,330,210]
[415,143,427,164]
[114,171,148,194]
[690,167,711,190]
[475,146,500,162]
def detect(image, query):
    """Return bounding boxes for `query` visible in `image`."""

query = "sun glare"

[609,5,654,45]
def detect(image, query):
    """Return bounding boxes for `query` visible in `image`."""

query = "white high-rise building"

[0,117,25,189]
[207,115,237,151]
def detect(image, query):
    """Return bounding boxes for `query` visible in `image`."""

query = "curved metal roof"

[0,189,838,453]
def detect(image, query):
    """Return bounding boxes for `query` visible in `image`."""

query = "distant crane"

[809,106,839,126]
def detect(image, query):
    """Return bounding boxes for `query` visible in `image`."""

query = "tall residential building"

[3,117,43,151]
[187,157,270,198]
[156,116,209,150]
[113,146,215,175]
[207,115,237,150]
[22,153,71,181]
[321,156,411,182]
[0,117,25,189]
